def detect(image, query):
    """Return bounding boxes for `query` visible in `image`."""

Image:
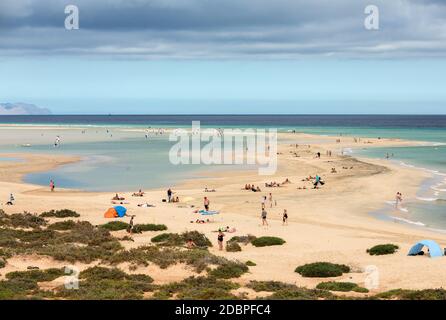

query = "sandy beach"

[1,128,445,299]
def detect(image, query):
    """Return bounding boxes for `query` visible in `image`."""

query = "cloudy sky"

[1,0,446,114]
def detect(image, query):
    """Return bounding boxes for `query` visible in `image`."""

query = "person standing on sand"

[204,197,210,211]
[268,193,273,208]
[261,208,268,226]
[395,192,403,208]
[127,216,134,234]
[167,188,172,202]
[261,196,267,209]
[50,179,55,192]
[282,209,288,225]
[217,231,225,251]
[6,193,14,205]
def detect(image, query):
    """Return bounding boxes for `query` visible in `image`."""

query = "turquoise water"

[357,145,446,231]
[20,138,232,192]
[2,114,446,231]
[3,135,252,192]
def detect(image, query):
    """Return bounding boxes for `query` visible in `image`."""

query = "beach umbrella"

[113,206,127,217]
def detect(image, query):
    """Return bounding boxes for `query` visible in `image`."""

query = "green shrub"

[48,220,76,230]
[295,262,350,278]
[247,281,297,292]
[246,260,256,266]
[0,278,39,299]
[100,221,129,231]
[0,258,6,269]
[367,244,399,256]
[226,241,242,252]
[374,288,446,300]
[0,212,47,229]
[80,266,127,281]
[151,233,173,243]
[316,281,369,293]
[209,261,249,279]
[229,235,257,245]
[251,236,285,247]
[267,287,334,300]
[151,231,212,248]
[133,224,167,232]
[155,276,239,300]
[6,268,65,282]
[40,209,80,218]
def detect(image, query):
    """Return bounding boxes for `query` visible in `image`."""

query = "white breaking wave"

[390,216,425,227]
[416,197,438,202]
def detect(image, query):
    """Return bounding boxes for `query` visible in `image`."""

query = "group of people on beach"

[244,184,261,192]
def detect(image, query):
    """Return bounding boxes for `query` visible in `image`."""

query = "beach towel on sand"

[199,210,220,215]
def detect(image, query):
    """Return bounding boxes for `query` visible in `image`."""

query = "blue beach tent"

[408,240,444,258]
[114,206,127,217]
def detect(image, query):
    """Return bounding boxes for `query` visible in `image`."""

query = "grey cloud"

[0,0,445,59]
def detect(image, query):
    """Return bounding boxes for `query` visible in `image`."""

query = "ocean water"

[1,115,446,230]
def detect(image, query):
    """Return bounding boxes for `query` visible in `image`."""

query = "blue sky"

[1,58,446,114]
[1,0,446,114]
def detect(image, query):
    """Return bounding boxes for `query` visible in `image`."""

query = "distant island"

[0,103,51,115]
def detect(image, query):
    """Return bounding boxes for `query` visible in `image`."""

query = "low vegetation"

[100,221,129,231]
[245,260,256,266]
[40,209,80,218]
[251,236,285,247]
[295,262,350,278]
[208,261,249,279]
[48,220,77,231]
[151,231,212,247]
[153,276,239,300]
[0,211,47,229]
[228,235,257,245]
[6,268,65,282]
[265,287,334,300]
[367,244,399,256]
[226,241,242,252]
[133,224,167,232]
[247,281,297,292]
[316,281,369,293]
[375,288,446,300]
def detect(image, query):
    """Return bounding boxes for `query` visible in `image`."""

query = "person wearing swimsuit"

[217,231,225,251]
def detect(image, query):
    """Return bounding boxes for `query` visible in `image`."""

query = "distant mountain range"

[0,103,52,115]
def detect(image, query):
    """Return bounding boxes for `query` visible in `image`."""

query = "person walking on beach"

[268,193,273,208]
[204,197,210,211]
[282,209,288,226]
[395,192,403,208]
[261,196,267,209]
[217,231,225,251]
[50,179,55,192]
[261,208,268,226]
[127,216,134,234]
[6,193,14,205]
[167,188,172,202]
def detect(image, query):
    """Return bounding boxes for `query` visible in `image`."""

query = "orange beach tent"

[104,208,118,218]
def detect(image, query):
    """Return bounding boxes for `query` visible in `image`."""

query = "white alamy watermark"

[364,5,380,30]
[64,265,79,290]
[169,121,277,175]
[364,265,379,290]
[65,5,79,30]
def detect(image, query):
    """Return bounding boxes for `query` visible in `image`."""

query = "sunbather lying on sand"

[132,189,145,197]
[204,187,216,192]
[137,203,155,208]
[112,193,125,201]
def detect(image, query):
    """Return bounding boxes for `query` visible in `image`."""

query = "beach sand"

[0,130,445,296]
